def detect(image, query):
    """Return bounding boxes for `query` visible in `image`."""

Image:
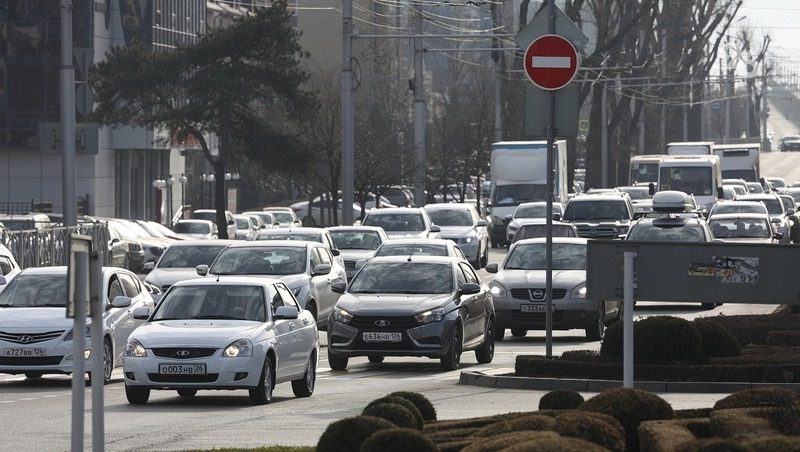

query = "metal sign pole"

[544,0,556,359]
[70,248,88,452]
[90,250,105,451]
[623,251,636,388]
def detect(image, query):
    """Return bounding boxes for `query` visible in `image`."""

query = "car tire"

[291,351,317,398]
[367,355,384,364]
[249,357,274,405]
[125,385,150,405]
[177,389,197,397]
[440,323,463,371]
[495,324,506,342]
[511,328,527,337]
[475,320,495,364]
[585,302,605,341]
[24,372,43,379]
[102,339,113,384]
[328,349,349,371]
[305,301,318,325]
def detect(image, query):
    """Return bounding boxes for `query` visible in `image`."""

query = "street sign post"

[524,34,579,91]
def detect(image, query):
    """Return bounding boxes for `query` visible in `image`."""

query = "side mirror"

[430,224,441,233]
[196,264,209,276]
[274,305,299,320]
[648,182,656,196]
[775,232,785,240]
[485,263,499,273]
[142,261,155,272]
[110,238,120,245]
[313,263,332,276]
[788,208,796,216]
[111,295,132,308]
[552,213,562,221]
[331,281,346,294]
[771,217,781,224]
[476,219,488,227]
[153,248,163,256]
[260,225,266,229]
[132,306,151,320]
[331,248,341,257]
[228,220,235,225]
[459,282,481,295]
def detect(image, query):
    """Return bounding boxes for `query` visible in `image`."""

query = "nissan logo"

[176,350,191,357]
[531,289,545,300]
[374,320,390,327]
[18,335,33,344]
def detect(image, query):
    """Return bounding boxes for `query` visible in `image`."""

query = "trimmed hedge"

[713,387,799,410]
[317,416,396,452]
[362,403,421,430]
[359,428,437,452]
[365,396,424,429]
[554,411,625,452]
[601,316,702,364]
[461,431,562,452]
[538,390,585,410]
[767,330,800,347]
[694,320,741,358]
[472,414,557,437]
[499,436,609,452]
[743,435,800,452]
[580,388,673,451]
[388,391,437,422]
[675,438,753,452]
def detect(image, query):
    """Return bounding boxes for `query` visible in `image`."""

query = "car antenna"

[407,246,414,262]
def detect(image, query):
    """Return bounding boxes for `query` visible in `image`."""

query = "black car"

[780,135,800,152]
[327,255,495,371]
[561,193,635,239]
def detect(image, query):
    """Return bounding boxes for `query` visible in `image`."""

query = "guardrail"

[0,223,111,269]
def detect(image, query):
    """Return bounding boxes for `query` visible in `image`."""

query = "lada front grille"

[151,348,217,359]
[350,315,418,329]
[0,356,63,366]
[0,330,64,344]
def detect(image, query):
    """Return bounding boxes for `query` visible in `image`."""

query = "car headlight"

[125,339,147,357]
[572,283,587,300]
[64,325,91,341]
[291,286,303,297]
[415,307,445,325]
[458,235,474,244]
[333,306,353,324]
[223,339,253,358]
[489,281,507,299]
[507,225,518,234]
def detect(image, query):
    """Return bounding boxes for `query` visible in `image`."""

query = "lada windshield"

[350,262,453,294]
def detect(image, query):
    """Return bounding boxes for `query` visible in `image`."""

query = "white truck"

[712,143,760,182]
[488,140,567,247]
[658,155,723,212]
[667,141,715,155]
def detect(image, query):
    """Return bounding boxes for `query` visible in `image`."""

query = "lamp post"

[165,175,175,226]
[224,172,240,213]
[151,178,166,223]
[178,174,187,219]
[205,173,215,209]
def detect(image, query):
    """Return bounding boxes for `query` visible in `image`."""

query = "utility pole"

[341,0,354,225]
[660,34,667,151]
[601,83,608,187]
[761,59,769,150]
[492,2,503,142]
[413,6,426,205]
[61,0,76,228]
[725,35,731,140]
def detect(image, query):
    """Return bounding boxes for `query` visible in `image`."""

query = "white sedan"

[123,277,319,405]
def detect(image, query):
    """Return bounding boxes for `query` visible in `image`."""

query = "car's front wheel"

[328,349,348,371]
[367,355,384,363]
[291,351,316,397]
[249,357,274,405]
[511,328,527,337]
[585,302,606,341]
[441,324,463,371]
[24,372,42,379]
[177,389,197,397]
[125,385,150,405]
[475,320,495,364]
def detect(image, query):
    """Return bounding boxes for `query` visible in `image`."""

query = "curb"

[458,370,800,393]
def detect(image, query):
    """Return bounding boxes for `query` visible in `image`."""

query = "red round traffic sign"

[524,34,579,91]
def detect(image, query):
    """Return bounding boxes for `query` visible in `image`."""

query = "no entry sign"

[524,34,578,91]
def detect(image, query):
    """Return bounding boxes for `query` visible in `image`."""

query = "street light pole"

[166,175,175,226]
[178,174,187,219]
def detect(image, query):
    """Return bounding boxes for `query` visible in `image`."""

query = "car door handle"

[288,322,296,330]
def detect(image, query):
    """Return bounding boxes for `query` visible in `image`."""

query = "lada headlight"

[333,306,353,324]
[223,339,253,358]
[125,339,147,357]
[415,307,445,324]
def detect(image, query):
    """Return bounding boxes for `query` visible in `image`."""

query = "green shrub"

[555,411,626,452]
[694,320,741,357]
[767,330,800,346]
[362,403,420,430]
[601,316,703,364]
[317,415,396,452]
[713,387,799,410]
[580,387,673,451]
[767,402,800,435]
[359,428,438,452]
[388,391,437,422]
[674,408,714,419]
[538,390,585,410]
[461,431,561,452]
[365,396,424,429]
[675,438,754,452]
[436,440,472,452]
[499,435,609,452]
[743,435,800,452]
[560,350,600,361]
[426,427,480,442]
[472,414,556,437]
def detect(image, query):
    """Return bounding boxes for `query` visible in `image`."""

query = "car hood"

[339,250,377,261]
[176,233,213,240]
[0,307,76,330]
[132,321,263,347]
[494,269,586,288]
[385,231,430,239]
[717,237,775,244]
[437,226,475,238]
[145,268,204,287]
[336,293,453,315]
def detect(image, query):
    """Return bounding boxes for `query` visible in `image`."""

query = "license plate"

[363,332,402,343]
[158,363,207,375]
[520,304,547,313]
[3,347,46,357]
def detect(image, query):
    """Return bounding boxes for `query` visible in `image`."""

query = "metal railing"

[1,223,111,269]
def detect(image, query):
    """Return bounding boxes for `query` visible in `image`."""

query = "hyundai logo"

[374,320,390,327]
[176,350,191,357]
[18,335,33,344]
[531,289,545,300]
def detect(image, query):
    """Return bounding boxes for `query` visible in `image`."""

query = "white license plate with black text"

[520,304,547,313]
[158,363,207,375]
[363,332,402,343]
[3,347,46,357]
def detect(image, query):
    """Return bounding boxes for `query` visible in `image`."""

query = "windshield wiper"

[152,317,183,321]
[351,290,381,294]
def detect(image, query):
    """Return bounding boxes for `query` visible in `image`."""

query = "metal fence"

[0,223,111,269]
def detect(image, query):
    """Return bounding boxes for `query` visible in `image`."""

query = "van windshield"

[492,184,548,207]
[659,167,713,196]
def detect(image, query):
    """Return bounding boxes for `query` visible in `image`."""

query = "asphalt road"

[0,246,783,451]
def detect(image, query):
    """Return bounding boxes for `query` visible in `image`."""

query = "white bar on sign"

[531,56,571,68]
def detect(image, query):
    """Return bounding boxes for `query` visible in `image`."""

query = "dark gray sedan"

[326,255,495,371]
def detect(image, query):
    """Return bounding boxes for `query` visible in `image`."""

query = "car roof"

[736,194,779,200]
[263,227,325,234]
[18,266,129,277]
[263,207,293,211]
[423,203,474,211]
[171,276,282,288]
[708,213,771,220]
[225,240,317,249]
[166,239,236,247]
[327,225,385,232]
[634,216,704,226]
[380,238,452,245]
[176,219,214,224]
[366,207,423,214]
[513,237,588,246]
[568,193,629,202]
[367,255,462,264]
